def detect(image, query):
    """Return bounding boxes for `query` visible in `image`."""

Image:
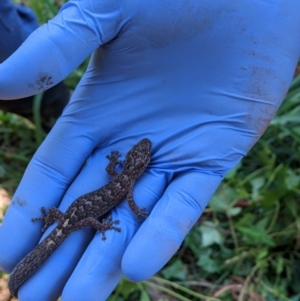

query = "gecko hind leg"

[70,216,121,240]
[127,190,148,222]
[32,207,64,232]
[106,151,122,178]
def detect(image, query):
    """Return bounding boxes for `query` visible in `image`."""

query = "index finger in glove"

[0,0,123,99]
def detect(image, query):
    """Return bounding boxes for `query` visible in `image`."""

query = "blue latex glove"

[0,1,38,62]
[0,1,300,300]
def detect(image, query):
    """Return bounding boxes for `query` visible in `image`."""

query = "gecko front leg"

[32,207,65,232]
[106,151,122,178]
[127,186,148,222]
[69,216,121,240]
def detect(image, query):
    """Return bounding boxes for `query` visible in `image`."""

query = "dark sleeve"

[0,1,38,62]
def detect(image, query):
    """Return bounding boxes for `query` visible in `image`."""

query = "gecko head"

[123,138,151,178]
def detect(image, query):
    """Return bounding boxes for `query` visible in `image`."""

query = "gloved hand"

[0,1,299,300]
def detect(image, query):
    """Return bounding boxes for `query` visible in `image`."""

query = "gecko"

[8,138,151,297]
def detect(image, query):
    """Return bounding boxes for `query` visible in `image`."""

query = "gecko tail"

[8,229,66,297]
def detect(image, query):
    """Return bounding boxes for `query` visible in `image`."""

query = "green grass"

[2,1,300,300]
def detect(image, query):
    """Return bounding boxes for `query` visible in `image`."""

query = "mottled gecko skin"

[8,138,151,297]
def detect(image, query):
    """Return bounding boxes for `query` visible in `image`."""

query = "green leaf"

[235,212,255,227]
[116,278,139,299]
[236,226,275,247]
[250,176,265,195]
[209,184,238,212]
[161,260,187,281]
[271,105,300,125]
[197,253,221,273]
[262,190,280,207]
[140,291,151,301]
[275,256,285,275]
[256,216,270,231]
[255,247,269,261]
[285,169,300,191]
[184,226,202,256]
[199,222,224,247]
[227,207,242,216]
